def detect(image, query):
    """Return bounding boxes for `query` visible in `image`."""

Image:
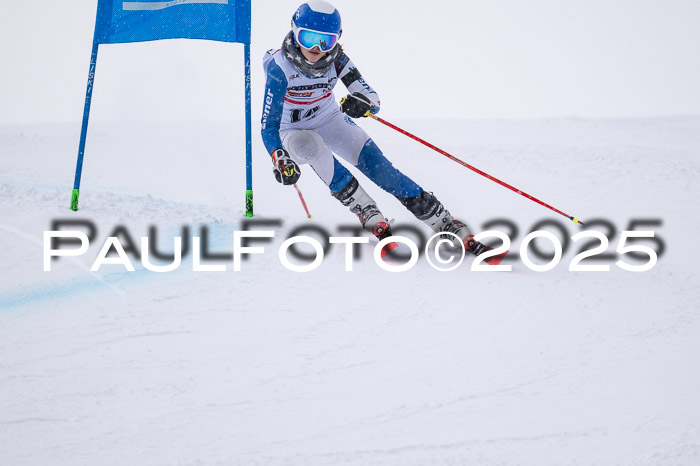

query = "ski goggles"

[294,27,338,52]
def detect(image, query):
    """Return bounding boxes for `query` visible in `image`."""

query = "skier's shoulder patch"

[263,48,281,72]
[335,51,350,74]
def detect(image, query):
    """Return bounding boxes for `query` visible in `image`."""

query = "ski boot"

[332,177,397,258]
[440,218,508,265]
[398,191,508,265]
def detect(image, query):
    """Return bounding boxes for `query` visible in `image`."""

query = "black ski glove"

[341,92,373,118]
[271,148,301,185]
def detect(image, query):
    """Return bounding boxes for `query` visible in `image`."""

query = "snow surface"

[1,115,699,465]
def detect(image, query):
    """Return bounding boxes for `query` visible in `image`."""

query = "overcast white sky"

[1,0,699,124]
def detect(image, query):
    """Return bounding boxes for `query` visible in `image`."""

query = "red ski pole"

[293,183,312,219]
[364,112,585,225]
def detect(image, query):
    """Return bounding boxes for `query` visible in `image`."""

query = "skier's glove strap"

[271,148,301,185]
[341,92,373,118]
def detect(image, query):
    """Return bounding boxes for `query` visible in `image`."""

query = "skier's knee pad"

[285,130,326,164]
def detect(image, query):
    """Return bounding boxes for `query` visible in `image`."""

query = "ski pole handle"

[339,96,375,118]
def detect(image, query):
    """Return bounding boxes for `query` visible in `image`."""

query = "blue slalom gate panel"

[94,0,251,44]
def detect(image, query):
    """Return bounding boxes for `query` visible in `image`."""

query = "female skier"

[261,0,501,262]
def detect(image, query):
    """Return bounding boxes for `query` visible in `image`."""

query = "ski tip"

[486,250,509,266]
[380,241,399,260]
